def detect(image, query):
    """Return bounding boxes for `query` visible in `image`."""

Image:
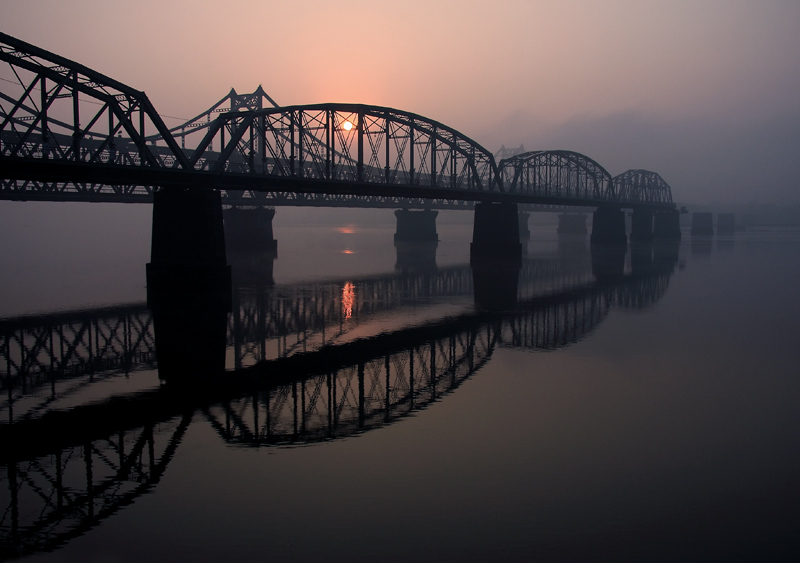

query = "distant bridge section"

[613,169,673,205]
[498,150,616,203]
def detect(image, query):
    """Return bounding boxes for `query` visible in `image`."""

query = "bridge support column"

[691,212,714,236]
[147,187,230,382]
[470,202,522,258]
[653,209,682,239]
[630,209,654,242]
[557,213,588,235]
[590,207,627,245]
[224,207,278,255]
[394,209,438,242]
[470,202,521,310]
[147,187,231,292]
[518,212,530,239]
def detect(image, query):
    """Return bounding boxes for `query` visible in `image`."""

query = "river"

[1,202,799,562]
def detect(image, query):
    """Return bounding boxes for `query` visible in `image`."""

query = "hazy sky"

[3,0,800,204]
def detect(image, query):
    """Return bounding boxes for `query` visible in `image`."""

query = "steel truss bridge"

[1,32,675,211]
[0,250,676,558]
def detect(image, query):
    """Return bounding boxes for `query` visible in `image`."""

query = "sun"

[342,120,354,131]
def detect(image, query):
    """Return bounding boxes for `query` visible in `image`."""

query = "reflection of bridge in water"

[0,243,678,558]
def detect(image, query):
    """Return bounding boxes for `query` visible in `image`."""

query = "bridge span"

[0,31,680,253]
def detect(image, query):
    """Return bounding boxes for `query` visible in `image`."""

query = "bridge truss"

[1,32,675,210]
[613,169,673,205]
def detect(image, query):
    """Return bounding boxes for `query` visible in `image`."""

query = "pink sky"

[3,0,800,203]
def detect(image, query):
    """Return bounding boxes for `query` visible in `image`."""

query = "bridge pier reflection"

[631,209,654,241]
[591,243,627,281]
[395,241,438,274]
[148,286,230,382]
[147,187,231,382]
[590,207,627,245]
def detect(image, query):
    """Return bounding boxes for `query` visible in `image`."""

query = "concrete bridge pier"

[470,202,521,310]
[630,209,654,241]
[590,207,627,245]
[147,187,231,294]
[146,187,231,382]
[518,212,531,239]
[654,209,682,239]
[470,202,522,258]
[394,209,439,242]
[224,207,278,255]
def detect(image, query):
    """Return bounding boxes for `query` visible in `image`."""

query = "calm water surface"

[1,203,799,562]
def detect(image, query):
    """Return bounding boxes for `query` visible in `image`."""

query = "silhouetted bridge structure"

[1,31,681,259]
[0,248,676,558]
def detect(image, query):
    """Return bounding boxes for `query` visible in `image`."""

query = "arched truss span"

[498,150,615,201]
[0,31,189,169]
[181,103,500,193]
[613,169,673,204]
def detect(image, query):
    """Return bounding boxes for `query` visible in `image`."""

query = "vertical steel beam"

[384,111,390,183]
[72,71,80,160]
[430,129,436,187]
[357,110,364,182]
[326,110,331,179]
[409,123,415,184]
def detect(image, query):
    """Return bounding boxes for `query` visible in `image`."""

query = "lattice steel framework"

[1,32,504,203]
[179,103,500,194]
[1,32,679,209]
[0,258,677,555]
[613,169,673,204]
[0,415,190,559]
[498,150,615,203]
[0,32,187,169]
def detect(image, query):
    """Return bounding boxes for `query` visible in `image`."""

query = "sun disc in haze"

[342,121,354,131]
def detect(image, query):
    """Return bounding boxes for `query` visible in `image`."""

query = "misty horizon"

[3,0,799,206]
